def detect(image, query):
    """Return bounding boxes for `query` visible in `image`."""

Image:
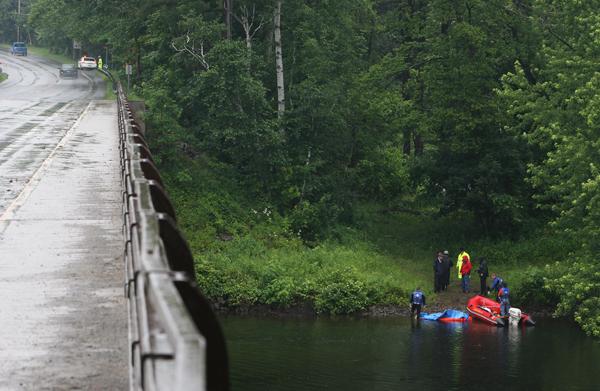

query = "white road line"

[0,101,93,223]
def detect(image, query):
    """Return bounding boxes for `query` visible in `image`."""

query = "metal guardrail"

[106,69,229,391]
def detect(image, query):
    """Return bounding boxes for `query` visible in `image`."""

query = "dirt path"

[428,278,485,312]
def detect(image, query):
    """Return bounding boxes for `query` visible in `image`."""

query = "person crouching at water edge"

[498,282,510,316]
[410,288,426,318]
[490,273,504,295]
[460,255,472,293]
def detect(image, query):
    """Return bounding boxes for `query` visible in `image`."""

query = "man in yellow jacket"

[457,248,470,279]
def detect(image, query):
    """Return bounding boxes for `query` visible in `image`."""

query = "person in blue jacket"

[410,287,426,318]
[498,282,510,317]
[490,273,504,295]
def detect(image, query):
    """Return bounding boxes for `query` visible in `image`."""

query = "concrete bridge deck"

[0,52,127,389]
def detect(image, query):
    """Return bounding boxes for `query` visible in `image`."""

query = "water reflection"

[222,316,600,391]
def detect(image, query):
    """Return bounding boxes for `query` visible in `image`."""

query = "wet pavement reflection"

[0,51,127,389]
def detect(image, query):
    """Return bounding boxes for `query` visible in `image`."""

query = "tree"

[417,0,538,234]
[274,0,285,118]
[498,0,600,336]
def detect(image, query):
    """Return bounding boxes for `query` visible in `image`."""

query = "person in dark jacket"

[477,258,489,295]
[433,251,444,292]
[442,250,452,290]
[410,287,426,318]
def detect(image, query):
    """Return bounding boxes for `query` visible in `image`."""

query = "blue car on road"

[10,42,27,56]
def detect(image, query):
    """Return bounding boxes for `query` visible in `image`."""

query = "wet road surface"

[0,52,127,389]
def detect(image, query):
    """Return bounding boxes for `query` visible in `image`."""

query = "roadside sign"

[126,64,133,92]
[73,40,82,50]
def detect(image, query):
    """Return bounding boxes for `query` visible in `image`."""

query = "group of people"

[433,248,476,294]
[436,248,492,295]
[410,248,512,318]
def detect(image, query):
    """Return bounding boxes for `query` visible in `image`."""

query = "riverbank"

[211,278,557,319]
[160,159,571,318]
[192,215,564,317]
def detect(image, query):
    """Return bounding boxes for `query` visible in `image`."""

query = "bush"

[510,266,561,309]
[314,268,374,315]
[192,230,414,315]
[545,257,600,337]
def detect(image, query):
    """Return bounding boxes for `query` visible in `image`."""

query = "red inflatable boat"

[466,295,535,327]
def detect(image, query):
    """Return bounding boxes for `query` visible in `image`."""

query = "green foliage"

[0,0,33,43]
[355,145,411,199]
[194,232,416,314]
[23,0,600,334]
[314,268,372,315]
[171,158,573,316]
[545,257,600,337]
[29,0,71,50]
[168,161,419,315]
[23,0,546,239]
[495,0,600,336]
[509,266,562,309]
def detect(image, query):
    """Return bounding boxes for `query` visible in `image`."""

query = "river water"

[221,315,600,391]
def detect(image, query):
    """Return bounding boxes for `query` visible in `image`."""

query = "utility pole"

[16,0,21,42]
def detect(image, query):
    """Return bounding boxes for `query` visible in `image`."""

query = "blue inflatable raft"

[420,309,469,323]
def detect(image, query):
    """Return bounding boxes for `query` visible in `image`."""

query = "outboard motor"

[508,307,522,327]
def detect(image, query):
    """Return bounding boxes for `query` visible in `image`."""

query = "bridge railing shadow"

[108,69,229,391]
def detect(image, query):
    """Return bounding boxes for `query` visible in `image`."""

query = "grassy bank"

[163,158,574,316]
[0,44,74,64]
[26,45,74,64]
[0,73,6,83]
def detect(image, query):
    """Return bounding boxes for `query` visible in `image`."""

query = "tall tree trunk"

[414,133,424,155]
[274,0,285,118]
[224,0,233,39]
[403,130,411,155]
[136,42,142,80]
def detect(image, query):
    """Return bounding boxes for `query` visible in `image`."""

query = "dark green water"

[221,316,600,391]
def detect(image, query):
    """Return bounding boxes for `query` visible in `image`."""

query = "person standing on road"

[97,56,103,70]
[410,287,426,318]
[498,282,510,316]
[460,255,472,293]
[477,258,489,295]
[457,247,470,281]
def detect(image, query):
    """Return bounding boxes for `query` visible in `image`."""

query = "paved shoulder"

[0,100,127,390]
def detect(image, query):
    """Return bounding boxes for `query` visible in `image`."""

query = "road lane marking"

[0,102,93,224]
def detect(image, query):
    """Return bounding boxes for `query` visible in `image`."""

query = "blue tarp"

[420,309,469,321]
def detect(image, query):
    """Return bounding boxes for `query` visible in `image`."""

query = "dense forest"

[2,0,600,336]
